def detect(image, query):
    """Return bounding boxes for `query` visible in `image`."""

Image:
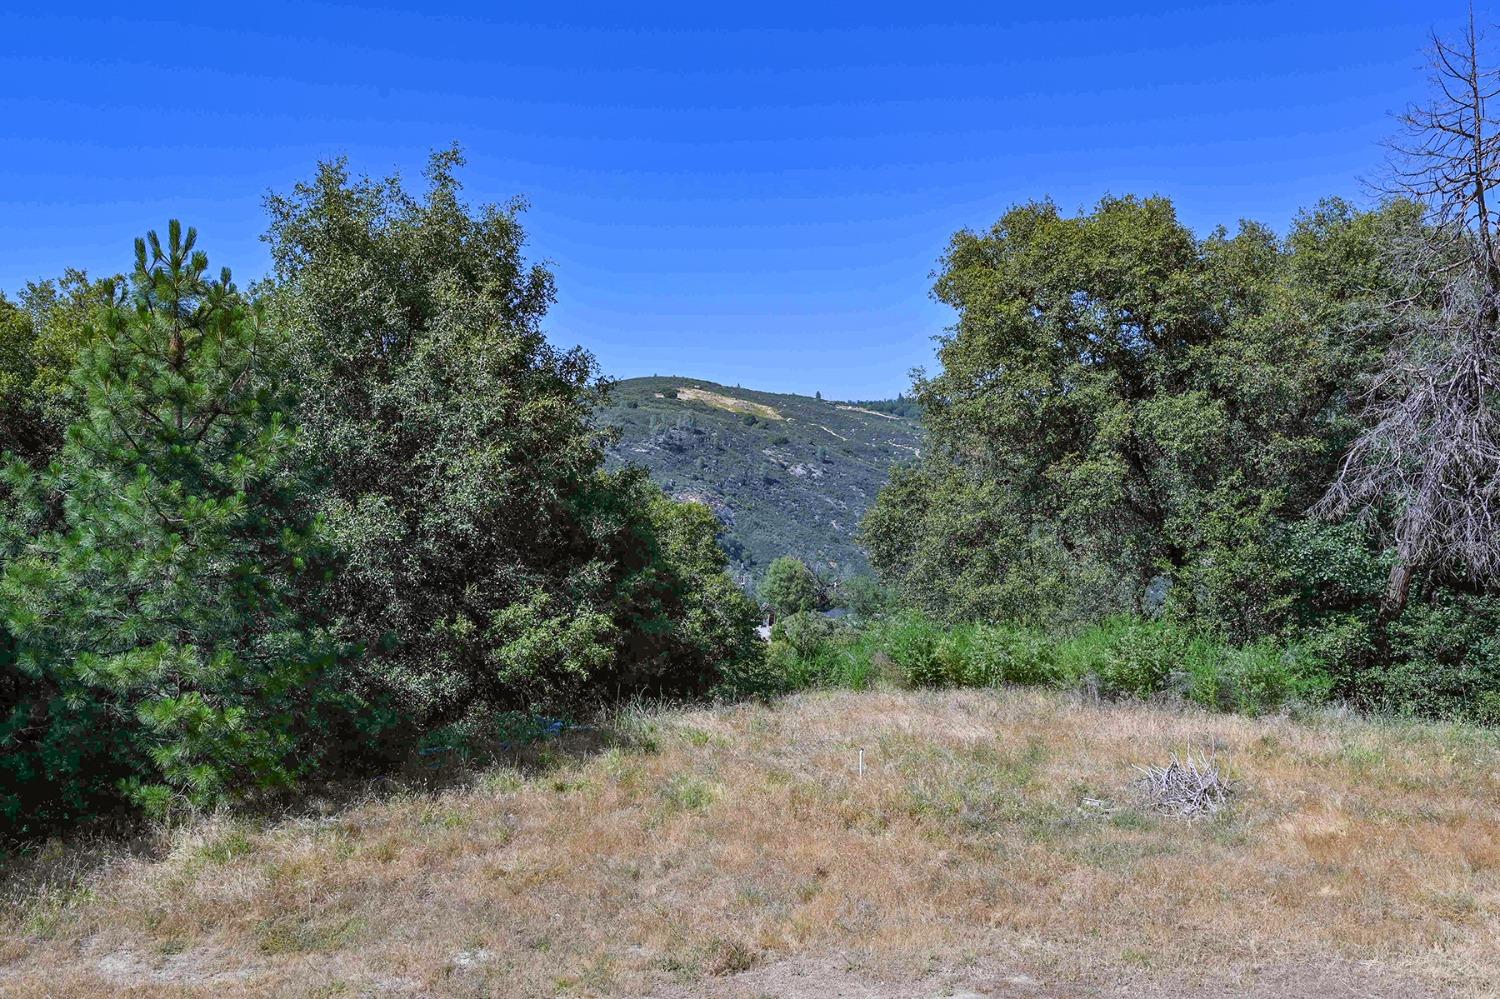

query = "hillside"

[597,376,922,580]
[3,688,1493,996]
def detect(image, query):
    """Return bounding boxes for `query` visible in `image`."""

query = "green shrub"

[1378,594,1500,724]
[744,606,1352,722]
[763,611,858,690]
[1186,641,1331,716]
[965,625,1061,686]
[766,636,864,692]
[770,611,843,656]
[869,612,944,686]
[1092,620,1187,697]
[265,150,754,723]
[1292,591,1500,724]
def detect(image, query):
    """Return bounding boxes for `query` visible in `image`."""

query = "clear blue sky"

[0,2,1457,398]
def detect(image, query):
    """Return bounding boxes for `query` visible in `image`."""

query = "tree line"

[862,20,1500,723]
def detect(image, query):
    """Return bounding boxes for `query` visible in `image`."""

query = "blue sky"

[0,2,1456,397]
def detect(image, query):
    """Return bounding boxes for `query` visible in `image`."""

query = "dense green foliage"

[862,194,1500,721]
[263,151,754,725]
[598,376,922,580]
[0,272,118,467]
[867,196,1395,626]
[0,296,40,460]
[758,555,821,616]
[1,225,353,833]
[0,155,758,841]
[753,603,1500,726]
[753,611,1333,718]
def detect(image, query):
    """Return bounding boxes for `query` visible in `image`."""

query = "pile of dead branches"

[1134,755,1232,817]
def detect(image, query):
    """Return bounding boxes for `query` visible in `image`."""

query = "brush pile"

[1135,755,1231,817]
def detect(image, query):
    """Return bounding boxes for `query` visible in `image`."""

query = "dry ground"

[2,688,1498,997]
[672,387,784,421]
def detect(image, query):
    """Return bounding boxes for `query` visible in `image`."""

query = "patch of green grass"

[1107,808,1154,832]
[661,774,721,813]
[652,951,703,984]
[548,775,591,794]
[612,710,664,754]
[255,913,366,955]
[677,725,713,746]
[195,829,255,865]
[702,936,758,975]
[417,805,471,829]
[19,893,89,940]
[478,766,525,795]
[1340,742,1385,774]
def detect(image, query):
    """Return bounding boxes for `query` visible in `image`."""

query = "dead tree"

[1317,11,1500,616]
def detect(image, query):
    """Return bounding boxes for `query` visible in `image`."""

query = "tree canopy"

[759,555,821,617]
[864,194,1415,636]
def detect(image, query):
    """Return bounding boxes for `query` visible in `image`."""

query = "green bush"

[869,612,943,686]
[1185,641,1331,716]
[762,614,868,691]
[1096,620,1198,698]
[770,611,841,655]
[265,150,755,723]
[749,610,1338,718]
[1378,594,1500,724]
[1289,590,1500,724]
[969,625,1061,686]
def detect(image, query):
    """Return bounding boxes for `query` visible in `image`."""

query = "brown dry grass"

[674,387,783,421]
[2,688,1498,998]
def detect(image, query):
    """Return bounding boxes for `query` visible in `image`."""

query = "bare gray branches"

[1134,755,1232,818]
[1318,10,1500,613]
[1385,12,1500,279]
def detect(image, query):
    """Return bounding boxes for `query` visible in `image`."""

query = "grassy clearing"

[1,687,1497,997]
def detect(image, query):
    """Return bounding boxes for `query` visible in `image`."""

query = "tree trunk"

[1381,561,1415,619]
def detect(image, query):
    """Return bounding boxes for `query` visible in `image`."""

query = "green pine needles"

[1,222,349,832]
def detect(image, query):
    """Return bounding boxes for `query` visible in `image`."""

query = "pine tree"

[1,223,346,832]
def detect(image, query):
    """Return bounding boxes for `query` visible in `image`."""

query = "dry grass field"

[2,688,1498,998]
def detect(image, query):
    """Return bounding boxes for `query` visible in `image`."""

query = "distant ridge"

[597,376,922,580]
